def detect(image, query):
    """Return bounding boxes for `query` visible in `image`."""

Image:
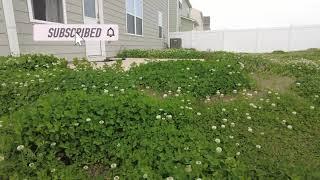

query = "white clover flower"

[287,125,293,130]
[296,82,301,86]
[50,168,56,173]
[114,176,120,180]
[247,116,252,120]
[114,86,119,89]
[234,108,238,111]
[163,94,168,98]
[315,95,319,98]
[271,103,276,107]
[215,138,221,144]
[29,163,35,168]
[186,67,190,70]
[50,142,56,147]
[184,147,189,151]
[143,173,148,179]
[104,89,109,94]
[120,89,125,93]
[233,90,238,94]
[216,147,222,153]
[229,136,234,139]
[166,115,173,119]
[256,145,262,149]
[221,125,226,129]
[236,143,240,146]
[236,152,241,156]
[196,161,202,165]
[260,132,265,135]
[268,91,272,94]
[99,120,105,124]
[156,115,161,120]
[166,177,174,180]
[196,178,202,180]
[222,118,228,123]
[17,145,24,151]
[83,165,89,170]
[74,123,80,126]
[111,163,117,169]
[197,112,202,116]
[86,118,91,122]
[248,127,253,133]
[222,108,226,112]
[282,120,287,125]
[231,122,235,127]
[81,84,86,88]
[0,155,4,161]
[292,111,297,115]
[1,83,6,87]
[310,106,315,110]
[212,125,217,130]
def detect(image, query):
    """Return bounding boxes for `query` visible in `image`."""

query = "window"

[126,0,143,35]
[84,0,96,18]
[158,11,163,38]
[27,0,66,23]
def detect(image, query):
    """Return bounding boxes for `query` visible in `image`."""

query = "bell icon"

[107,27,115,37]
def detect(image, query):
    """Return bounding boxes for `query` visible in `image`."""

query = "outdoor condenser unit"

[170,38,182,49]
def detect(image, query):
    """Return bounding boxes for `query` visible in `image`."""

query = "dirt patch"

[253,74,295,93]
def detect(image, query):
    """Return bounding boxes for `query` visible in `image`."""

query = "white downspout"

[2,0,20,56]
[167,0,170,47]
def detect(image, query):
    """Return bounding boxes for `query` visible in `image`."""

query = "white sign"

[33,24,119,42]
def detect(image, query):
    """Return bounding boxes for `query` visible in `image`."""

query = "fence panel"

[169,25,320,53]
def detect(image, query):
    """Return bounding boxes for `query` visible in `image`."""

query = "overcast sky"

[190,0,320,30]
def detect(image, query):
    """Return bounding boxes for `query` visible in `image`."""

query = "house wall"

[12,0,85,60]
[0,0,10,56]
[6,0,168,59]
[180,0,190,18]
[181,18,193,32]
[169,0,177,32]
[103,0,169,57]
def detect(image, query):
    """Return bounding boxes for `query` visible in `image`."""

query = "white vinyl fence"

[169,25,320,53]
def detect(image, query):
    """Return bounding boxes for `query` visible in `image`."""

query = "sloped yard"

[0,49,319,179]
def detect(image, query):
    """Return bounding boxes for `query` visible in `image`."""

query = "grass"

[0,49,319,179]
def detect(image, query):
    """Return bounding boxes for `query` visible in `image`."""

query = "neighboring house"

[190,8,203,31]
[169,0,196,32]
[203,16,211,31]
[0,0,169,60]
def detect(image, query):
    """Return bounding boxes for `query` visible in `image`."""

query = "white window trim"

[126,0,144,37]
[27,0,68,24]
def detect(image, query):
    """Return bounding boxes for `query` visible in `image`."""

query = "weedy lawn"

[0,49,319,179]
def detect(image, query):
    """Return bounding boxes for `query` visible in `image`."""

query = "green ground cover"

[0,49,319,179]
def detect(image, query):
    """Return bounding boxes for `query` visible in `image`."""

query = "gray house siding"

[1,0,169,59]
[169,0,177,32]
[12,0,85,60]
[181,18,193,32]
[0,0,10,56]
[180,0,190,18]
[103,0,169,57]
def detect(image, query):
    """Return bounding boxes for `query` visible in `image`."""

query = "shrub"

[0,90,248,179]
[129,60,252,97]
[0,54,67,70]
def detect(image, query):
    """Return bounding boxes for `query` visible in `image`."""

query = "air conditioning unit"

[170,38,182,49]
